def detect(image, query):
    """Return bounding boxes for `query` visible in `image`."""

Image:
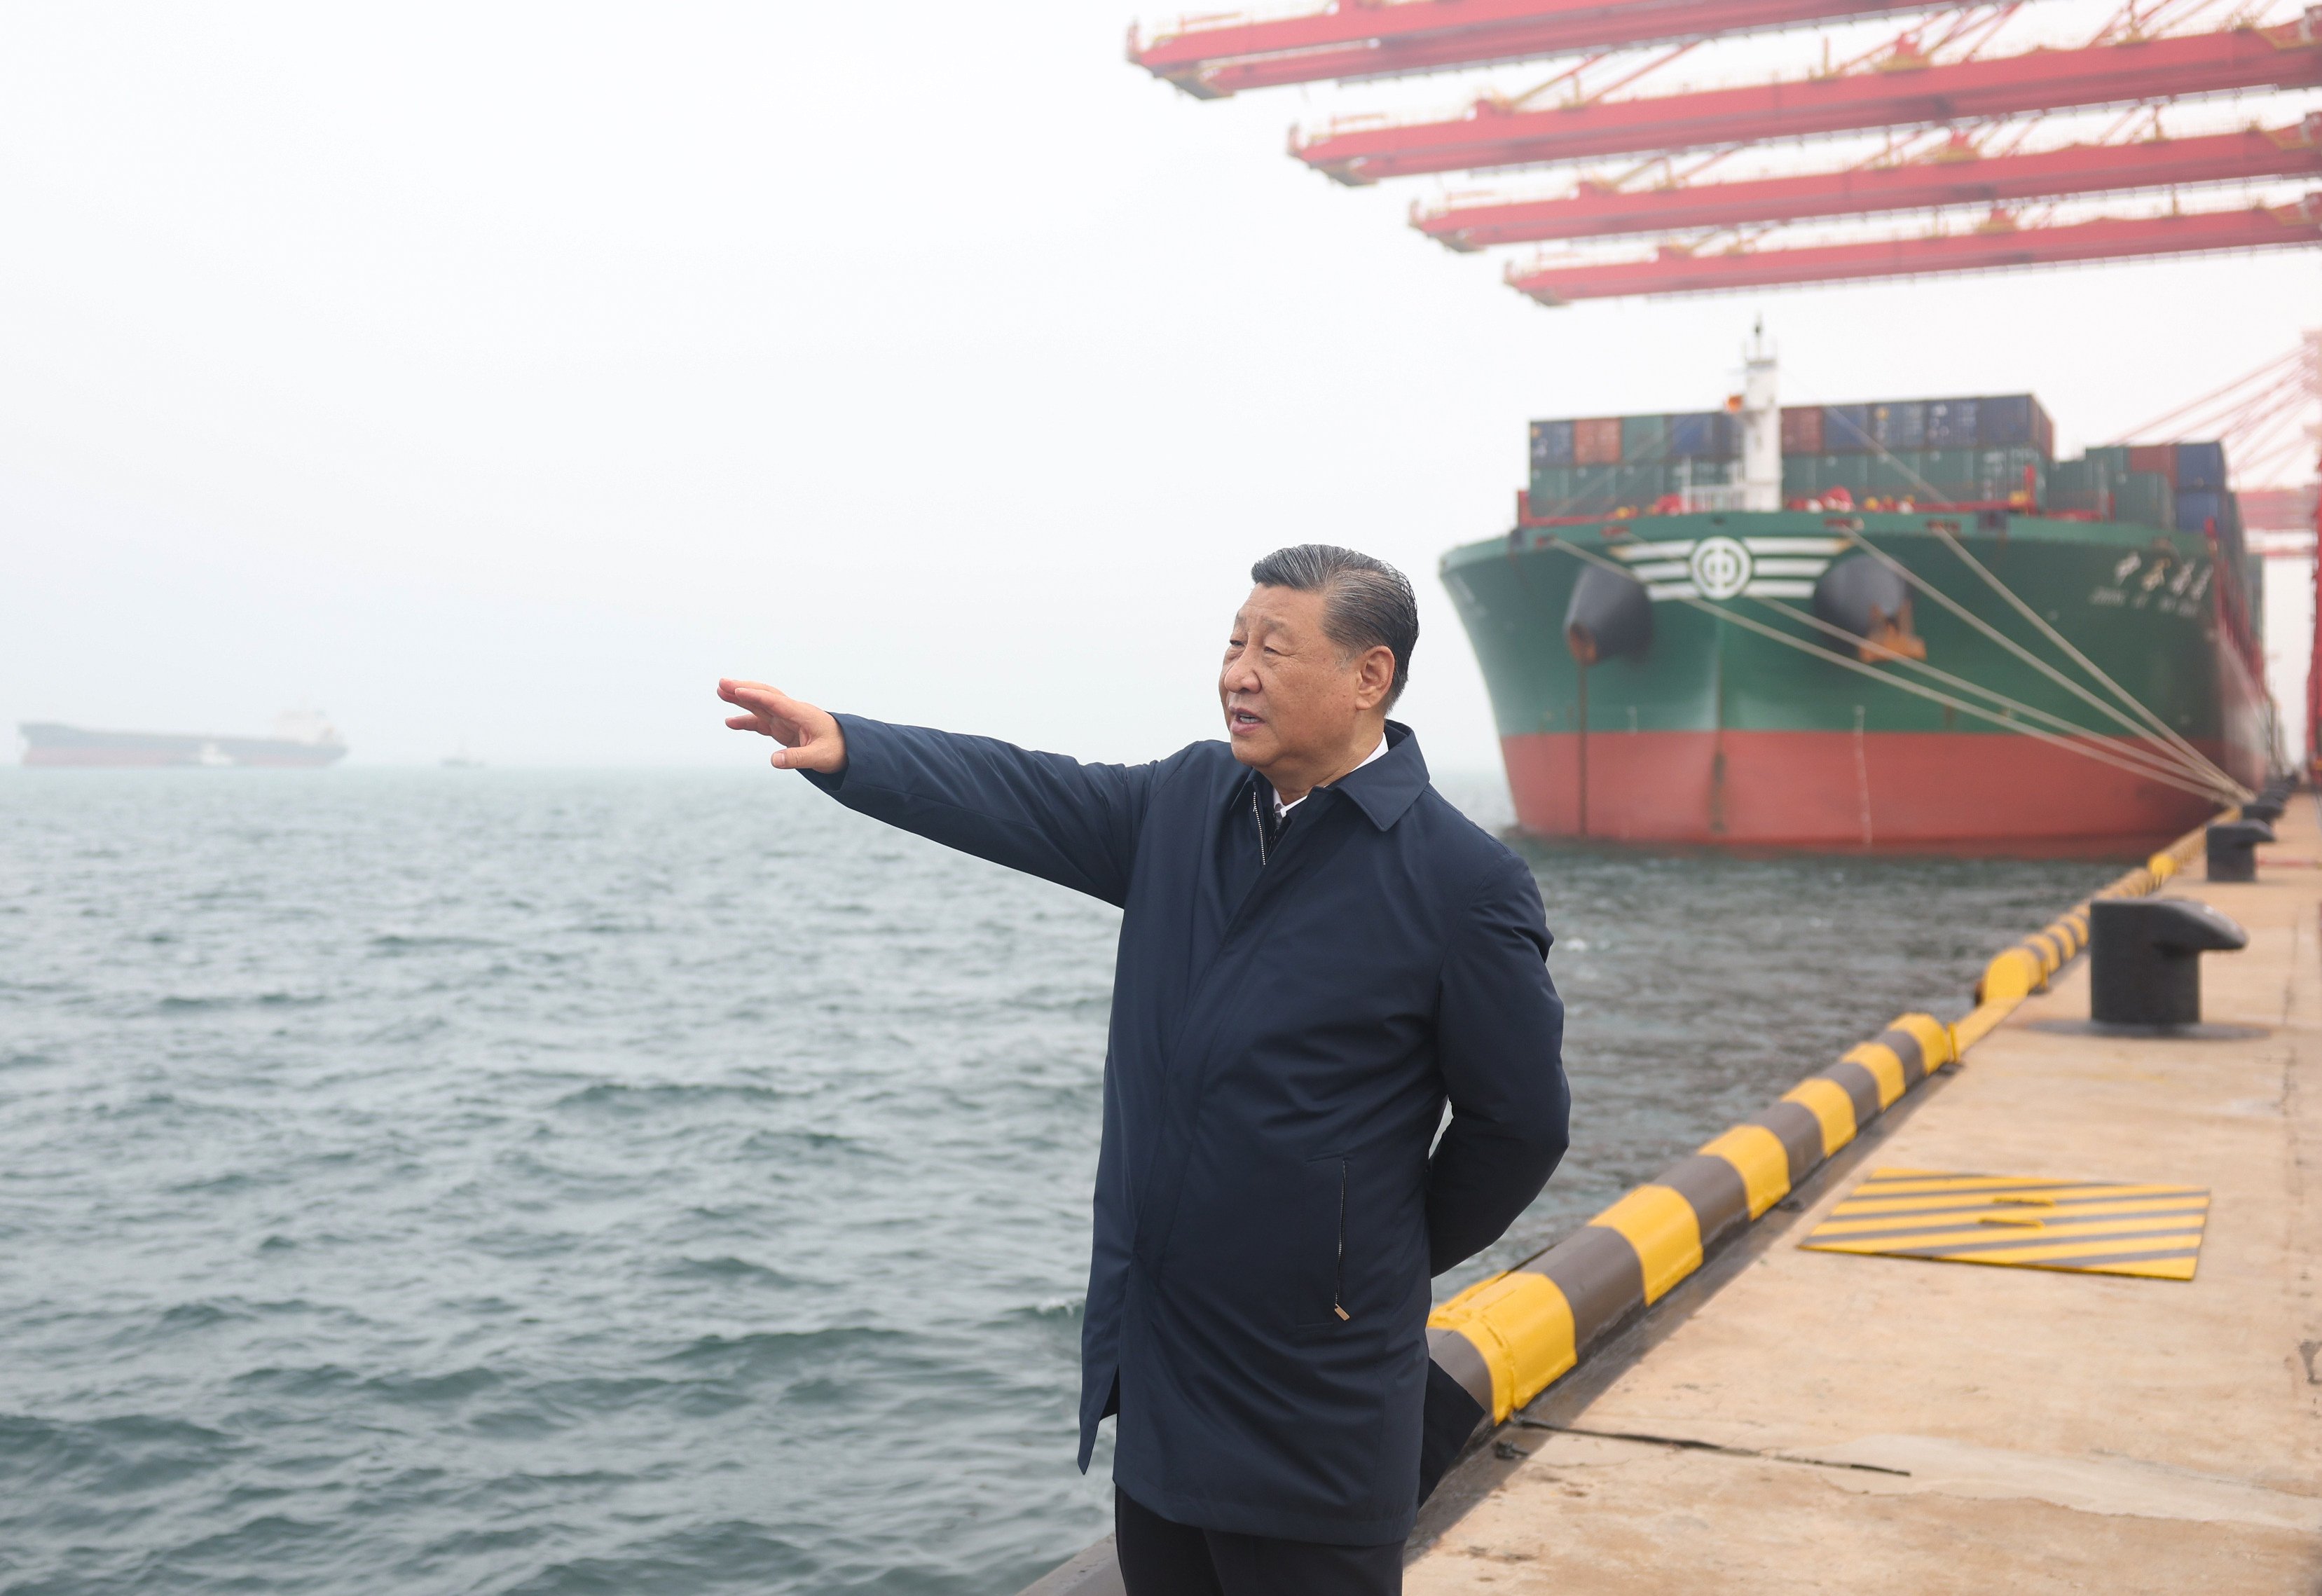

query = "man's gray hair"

[1249,544,1419,710]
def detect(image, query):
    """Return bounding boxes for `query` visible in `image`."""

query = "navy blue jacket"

[806,716,1567,1544]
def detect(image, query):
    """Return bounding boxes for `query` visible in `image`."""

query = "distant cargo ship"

[19,711,347,768]
[1442,341,2274,851]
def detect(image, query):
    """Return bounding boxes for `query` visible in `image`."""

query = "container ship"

[18,711,348,768]
[1441,344,2273,851]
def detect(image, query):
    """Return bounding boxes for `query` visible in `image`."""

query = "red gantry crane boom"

[1131,0,1932,97]
[1296,15,2322,183]
[1417,116,2322,246]
[1506,193,2322,301]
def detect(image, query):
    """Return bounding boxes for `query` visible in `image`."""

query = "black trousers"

[1114,1487,1403,1596]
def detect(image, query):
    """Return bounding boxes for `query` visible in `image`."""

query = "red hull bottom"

[1503,730,2218,851]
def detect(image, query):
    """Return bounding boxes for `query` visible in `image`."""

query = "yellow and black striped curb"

[1424,1013,1953,1420]
[1427,811,2221,1426]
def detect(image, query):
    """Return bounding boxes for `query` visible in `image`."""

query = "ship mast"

[1740,322,1781,513]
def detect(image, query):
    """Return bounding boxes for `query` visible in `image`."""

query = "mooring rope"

[1923,521,2246,797]
[1538,534,2241,804]
[1745,594,2243,799]
[1840,527,2246,797]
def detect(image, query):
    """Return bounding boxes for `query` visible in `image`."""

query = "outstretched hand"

[718,678,848,773]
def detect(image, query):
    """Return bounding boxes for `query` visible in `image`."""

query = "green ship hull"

[1441,511,2269,850]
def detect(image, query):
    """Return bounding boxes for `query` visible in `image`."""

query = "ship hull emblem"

[1689,537,1752,600]
[1605,534,1846,602]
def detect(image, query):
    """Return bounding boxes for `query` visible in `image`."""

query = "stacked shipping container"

[1812,395,2055,456]
[1531,406,1744,517]
[1525,392,2233,542]
[2047,441,2237,538]
[1780,446,2047,507]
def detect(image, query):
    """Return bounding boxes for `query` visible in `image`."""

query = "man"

[720,544,1567,1595]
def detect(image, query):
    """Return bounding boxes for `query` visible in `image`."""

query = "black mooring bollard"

[2243,795,2286,823]
[2089,898,2249,1028]
[2207,819,2274,882]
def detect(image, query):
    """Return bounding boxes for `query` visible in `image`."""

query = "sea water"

[0,768,2117,1594]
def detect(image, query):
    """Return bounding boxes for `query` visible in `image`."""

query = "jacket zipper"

[1333,1159,1351,1322]
[1134,787,1354,1270]
[1258,788,1349,1322]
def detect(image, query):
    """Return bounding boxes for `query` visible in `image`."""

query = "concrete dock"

[1404,800,2322,1592]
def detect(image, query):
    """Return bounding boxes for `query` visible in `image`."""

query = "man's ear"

[1354,645,1396,710]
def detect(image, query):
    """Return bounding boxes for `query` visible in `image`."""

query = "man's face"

[1219,585,1368,773]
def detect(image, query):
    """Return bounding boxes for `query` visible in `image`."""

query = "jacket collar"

[1238,720,1429,832]
[1339,720,1429,830]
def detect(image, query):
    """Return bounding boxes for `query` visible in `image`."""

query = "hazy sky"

[4,4,2316,771]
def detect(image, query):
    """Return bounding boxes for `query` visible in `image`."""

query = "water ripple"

[0,767,2118,1594]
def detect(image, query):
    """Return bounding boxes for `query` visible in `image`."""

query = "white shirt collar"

[1274,734,1387,820]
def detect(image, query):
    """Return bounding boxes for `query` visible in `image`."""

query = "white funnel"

[1740,323,1780,513]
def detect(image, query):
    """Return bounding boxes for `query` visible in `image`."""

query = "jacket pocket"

[1290,1152,1352,1329]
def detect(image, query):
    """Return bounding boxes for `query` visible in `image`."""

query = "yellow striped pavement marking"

[1809,1198,2210,1235]
[1806,1216,2206,1251]
[1802,1168,2210,1281]
[1935,1233,2206,1270]
[1830,1186,2208,1214]
[1841,1179,2198,1203]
